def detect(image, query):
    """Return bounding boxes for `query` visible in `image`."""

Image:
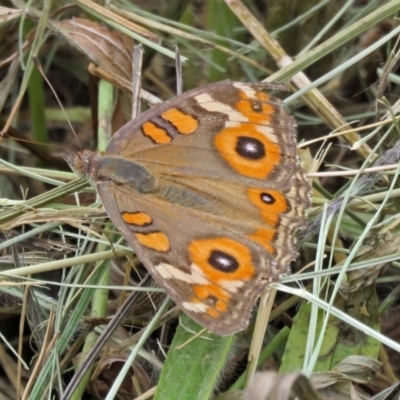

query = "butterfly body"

[66,80,310,335]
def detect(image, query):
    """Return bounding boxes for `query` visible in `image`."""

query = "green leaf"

[155,315,235,400]
[280,288,380,374]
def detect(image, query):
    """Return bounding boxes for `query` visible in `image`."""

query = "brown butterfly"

[65,80,310,335]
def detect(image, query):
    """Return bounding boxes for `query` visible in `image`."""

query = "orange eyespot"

[189,237,255,282]
[192,284,230,318]
[214,125,280,179]
[236,89,274,124]
[247,188,288,226]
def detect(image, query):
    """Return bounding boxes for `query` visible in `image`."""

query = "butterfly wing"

[98,181,272,334]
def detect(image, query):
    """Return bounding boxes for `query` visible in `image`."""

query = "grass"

[1,1,400,399]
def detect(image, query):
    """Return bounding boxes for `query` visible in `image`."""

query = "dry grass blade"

[0,6,25,23]
[244,371,322,400]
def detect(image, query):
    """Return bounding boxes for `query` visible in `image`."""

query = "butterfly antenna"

[32,56,81,150]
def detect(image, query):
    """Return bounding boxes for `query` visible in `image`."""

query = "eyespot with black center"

[235,136,265,160]
[208,249,239,273]
[260,192,276,205]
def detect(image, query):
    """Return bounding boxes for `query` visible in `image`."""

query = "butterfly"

[65,80,310,335]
